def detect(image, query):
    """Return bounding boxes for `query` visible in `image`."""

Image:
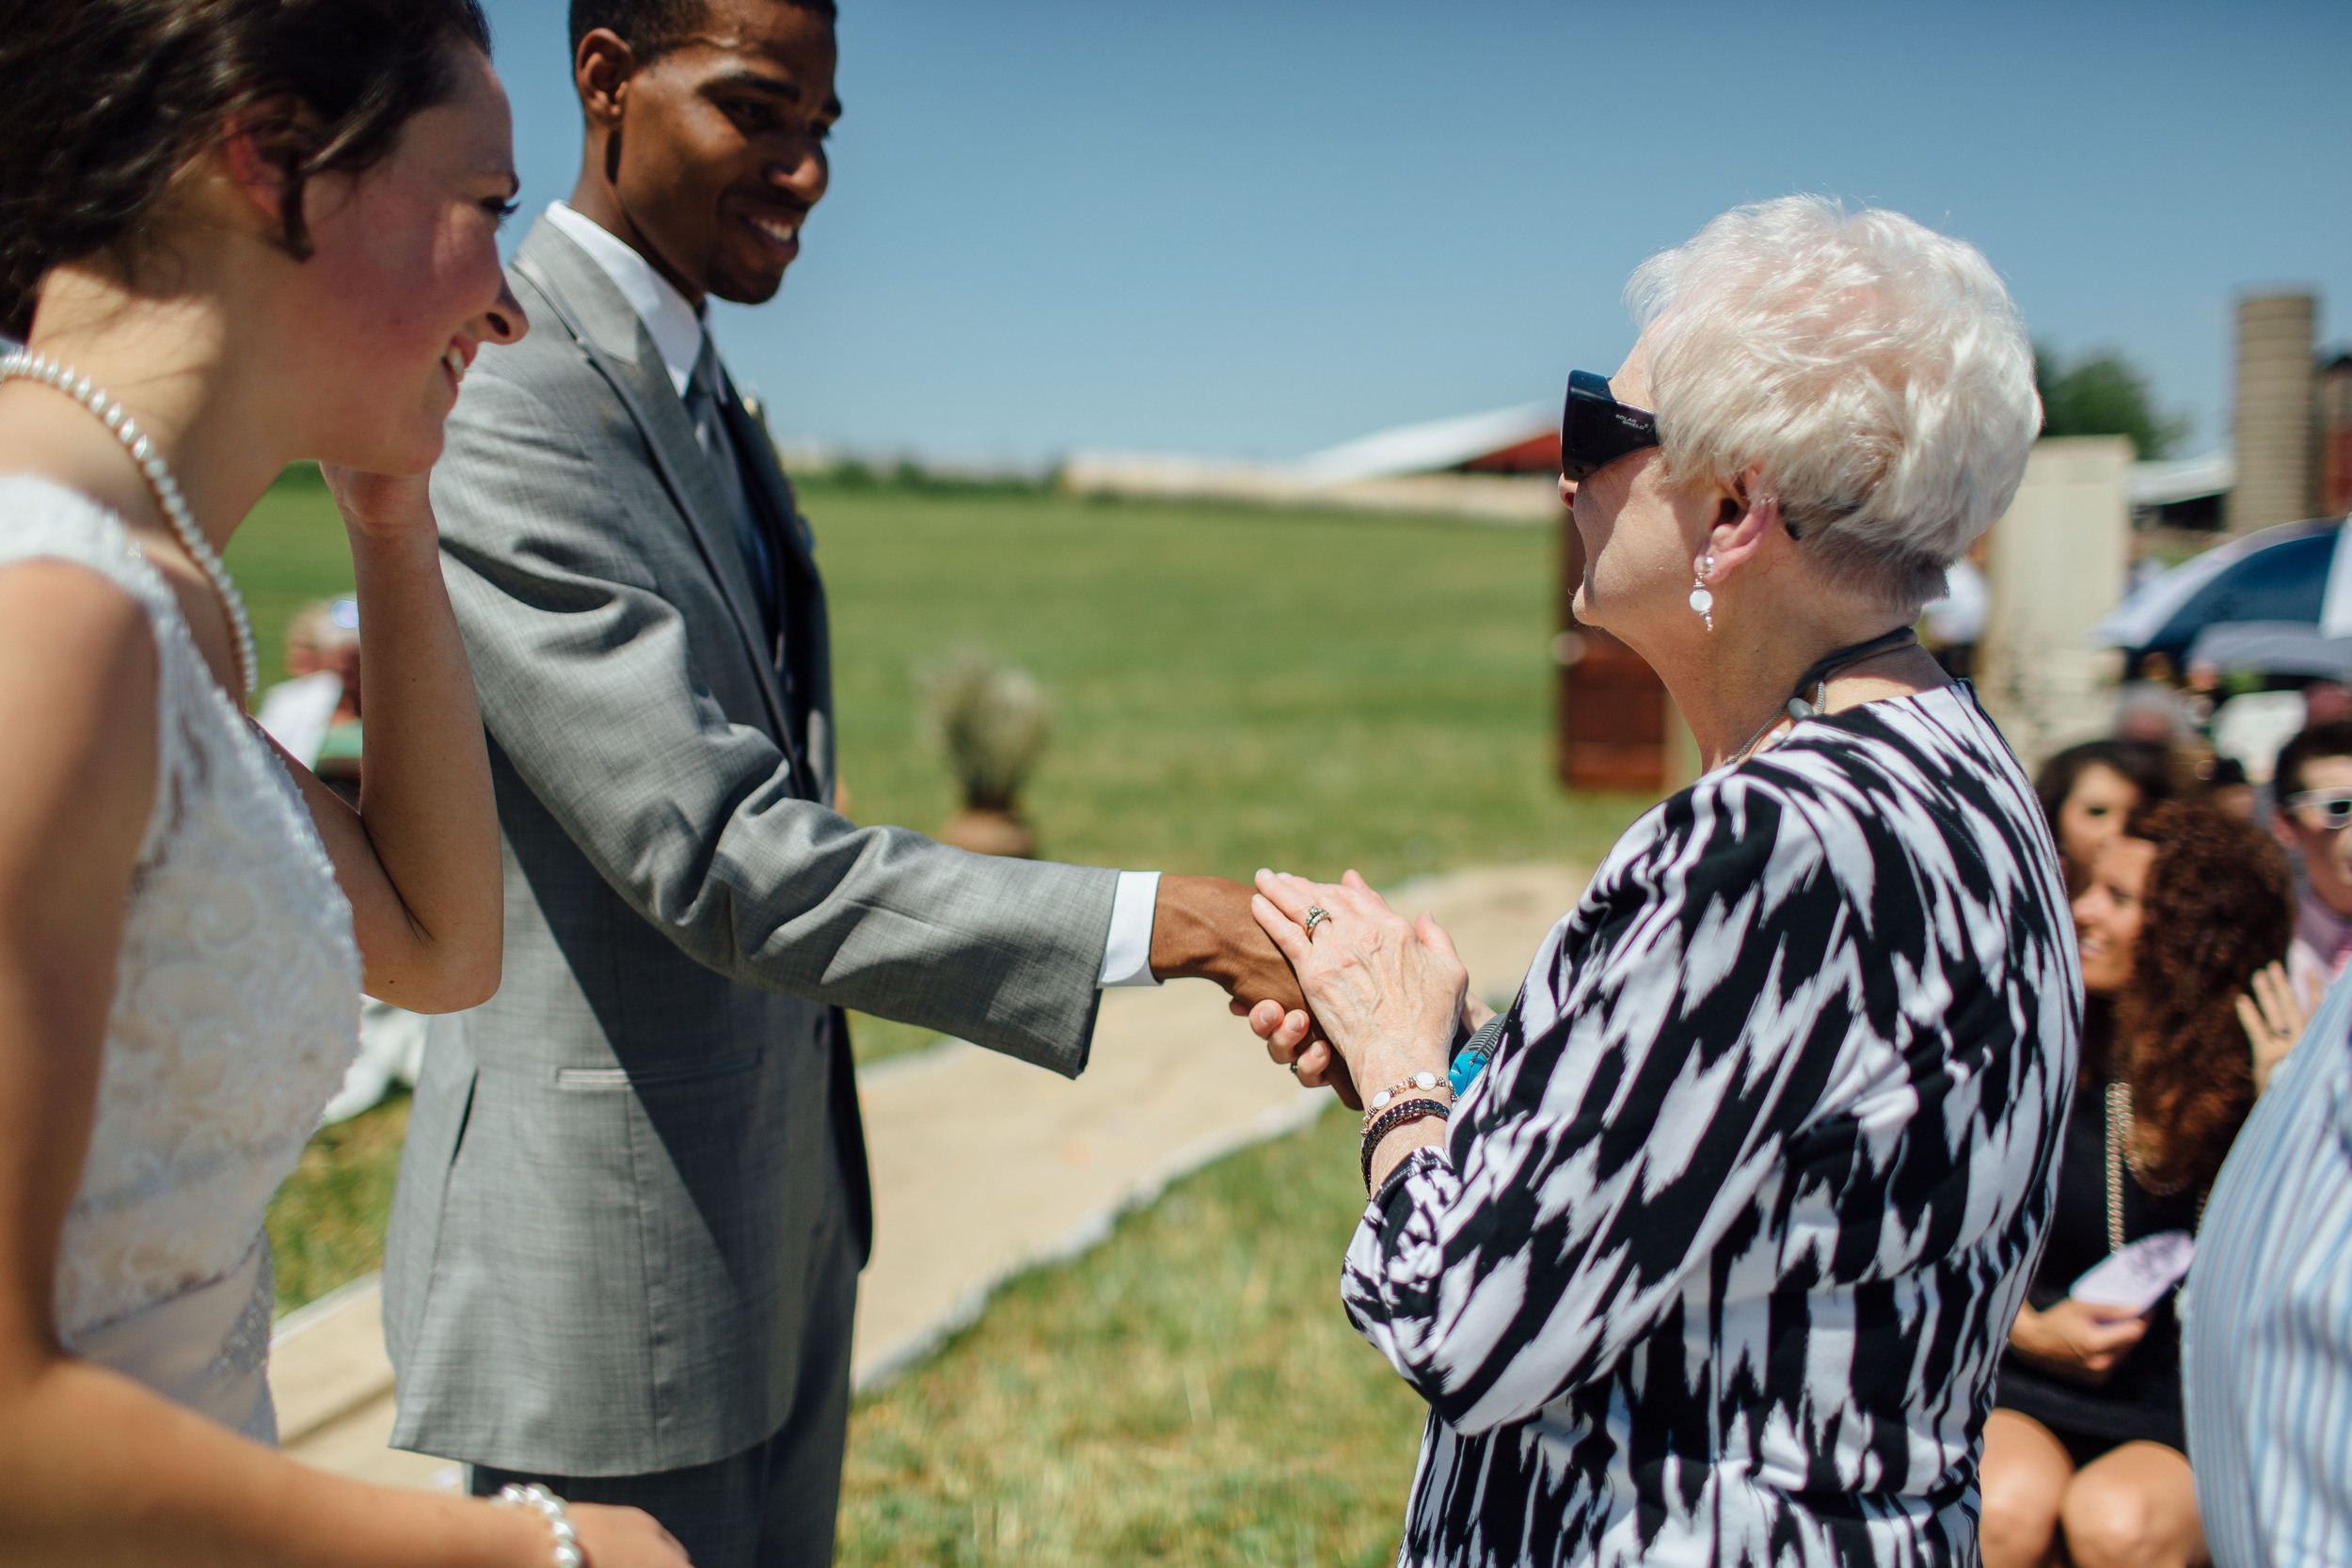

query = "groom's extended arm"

[431,369,1296,1074]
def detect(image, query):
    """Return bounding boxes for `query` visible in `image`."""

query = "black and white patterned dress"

[1343,685,2077,1568]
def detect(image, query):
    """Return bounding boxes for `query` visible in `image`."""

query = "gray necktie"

[684,332,779,638]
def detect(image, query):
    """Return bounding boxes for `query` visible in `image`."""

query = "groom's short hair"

[569,0,836,65]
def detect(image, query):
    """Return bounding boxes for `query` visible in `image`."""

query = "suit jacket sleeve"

[431,365,1115,1076]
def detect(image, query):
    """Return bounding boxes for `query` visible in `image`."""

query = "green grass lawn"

[266,1093,411,1314]
[838,1104,1427,1567]
[225,464,362,678]
[809,479,1641,886]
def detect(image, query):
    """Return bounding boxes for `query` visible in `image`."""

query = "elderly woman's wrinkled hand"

[1248,869,1465,1097]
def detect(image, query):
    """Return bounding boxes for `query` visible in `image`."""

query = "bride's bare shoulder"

[0,558,160,801]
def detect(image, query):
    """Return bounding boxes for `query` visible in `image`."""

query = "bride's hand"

[570,1501,694,1566]
[1249,869,1463,1093]
[321,464,437,544]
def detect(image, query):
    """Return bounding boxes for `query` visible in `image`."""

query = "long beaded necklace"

[2104,1079,2206,1252]
[2104,1081,2133,1254]
[0,347,258,697]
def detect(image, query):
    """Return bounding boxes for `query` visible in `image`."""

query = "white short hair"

[1628,196,2041,610]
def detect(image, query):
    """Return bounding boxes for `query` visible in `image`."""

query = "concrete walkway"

[273,862,1588,1486]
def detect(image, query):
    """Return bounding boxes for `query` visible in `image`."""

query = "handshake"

[1160,870,1496,1115]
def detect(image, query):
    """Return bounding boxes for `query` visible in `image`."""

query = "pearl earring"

[1689,554,1716,631]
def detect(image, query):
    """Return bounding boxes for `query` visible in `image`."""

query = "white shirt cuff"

[1098,871,1163,988]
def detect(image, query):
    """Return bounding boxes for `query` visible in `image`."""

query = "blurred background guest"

[2113,666,2198,750]
[2200,756,2256,822]
[2211,689,2310,796]
[1981,800,2293,1568]
[2304,681,2352,728]
[256,596,363,800]
[256,595,428,1124]
[1921,546,1986,677]
[2269,721,2352,987]
[2036,739,2176,897]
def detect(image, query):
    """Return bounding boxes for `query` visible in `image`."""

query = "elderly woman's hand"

[1248,870,1465,1101]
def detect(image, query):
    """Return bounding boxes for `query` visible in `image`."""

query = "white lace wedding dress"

[0,475,360,1441]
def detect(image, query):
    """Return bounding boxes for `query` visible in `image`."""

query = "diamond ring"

[1303,905,1331,937]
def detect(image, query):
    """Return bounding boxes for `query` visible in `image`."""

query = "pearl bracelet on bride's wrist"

[492,1482,585,1568]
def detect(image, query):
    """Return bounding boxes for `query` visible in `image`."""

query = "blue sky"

[486,0,2352,466]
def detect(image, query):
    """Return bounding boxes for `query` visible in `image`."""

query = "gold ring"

[1303,906,1330,937]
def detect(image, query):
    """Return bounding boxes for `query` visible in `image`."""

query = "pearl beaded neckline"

[0,348,258,697]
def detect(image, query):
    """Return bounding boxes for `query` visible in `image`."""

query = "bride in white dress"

[0,3,681,1563]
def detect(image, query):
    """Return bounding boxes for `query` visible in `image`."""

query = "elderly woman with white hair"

[1248,197,2079,1566]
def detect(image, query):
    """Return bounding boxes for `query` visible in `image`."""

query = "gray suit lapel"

[721,379,815,568]
[509,220,795,750]
[721,384,836,803]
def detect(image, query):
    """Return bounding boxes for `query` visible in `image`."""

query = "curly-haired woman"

[1980,800,2294,1568]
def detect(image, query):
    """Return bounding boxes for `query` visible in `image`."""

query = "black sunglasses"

[1559,370,1809,538]
[1559,370,1661,483]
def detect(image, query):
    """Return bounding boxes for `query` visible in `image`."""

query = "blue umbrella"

[2092,515,2352,656]
[2186,621,2352,681]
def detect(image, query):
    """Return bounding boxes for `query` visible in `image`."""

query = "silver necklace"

[1,348,257,697]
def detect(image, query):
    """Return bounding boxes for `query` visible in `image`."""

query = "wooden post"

[1556,512,1670,792]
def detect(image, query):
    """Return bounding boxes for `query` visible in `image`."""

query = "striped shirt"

[2184,965,2352,1567]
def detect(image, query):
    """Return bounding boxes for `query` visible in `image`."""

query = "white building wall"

[1976,436,2136,771]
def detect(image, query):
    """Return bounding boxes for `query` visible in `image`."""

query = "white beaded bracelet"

[492,1482,584,1568]
[1362,1070,1448,1129]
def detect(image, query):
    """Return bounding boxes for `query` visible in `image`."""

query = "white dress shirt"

[540,201,1160,987]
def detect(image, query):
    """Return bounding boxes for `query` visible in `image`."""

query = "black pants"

[469,1215,860,1568]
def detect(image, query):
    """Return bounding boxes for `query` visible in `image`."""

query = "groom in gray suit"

[381,2,1309,1563]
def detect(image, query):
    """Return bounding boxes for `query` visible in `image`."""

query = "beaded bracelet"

[1360,1098,1448,1192]
[1362,1070,1450,1130]
[491,1482,584,1568]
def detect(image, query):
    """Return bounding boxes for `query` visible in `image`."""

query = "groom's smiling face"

[579,0,840,308]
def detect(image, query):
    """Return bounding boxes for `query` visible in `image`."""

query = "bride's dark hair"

[0,0,493,340]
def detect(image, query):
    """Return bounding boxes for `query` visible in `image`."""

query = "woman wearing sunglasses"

[1248,197,2072,1566]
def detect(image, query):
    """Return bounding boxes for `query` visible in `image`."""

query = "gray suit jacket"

[383,219,1119,1475]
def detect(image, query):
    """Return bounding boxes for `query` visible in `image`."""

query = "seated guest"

[2268,721,2352,985]
[1980,800,2292,1568]
[2201,755,2255,823]
[1249,197,2070,1566]
[257,597,420,1124]
[256,596,364,799]
[2036,739,2174,898]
